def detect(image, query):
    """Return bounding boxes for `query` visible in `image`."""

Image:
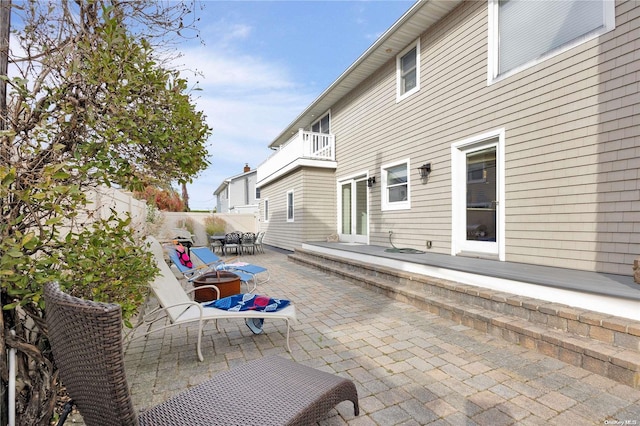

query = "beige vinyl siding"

[300,168,337,242]
[330,0,638,274]
[259,171,302,251]
[499,0,638,274]
[259,168,336,251]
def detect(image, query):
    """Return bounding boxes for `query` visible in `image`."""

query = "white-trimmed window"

[396,39,420,102]
[263,198,269,222]
[488,0,615,82]
[286,190,294,222]
[381,159,410,211]
[311,112,330,134]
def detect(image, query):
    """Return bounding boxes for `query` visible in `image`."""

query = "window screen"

[386,164,408,203]
[400,47,417,94]
[498,0,605,75]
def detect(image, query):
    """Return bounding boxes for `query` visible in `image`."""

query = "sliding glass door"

[339,177,368,243]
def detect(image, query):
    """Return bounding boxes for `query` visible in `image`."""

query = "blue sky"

[177,1,414,210]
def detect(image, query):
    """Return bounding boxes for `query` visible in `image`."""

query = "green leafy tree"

[0,1,211,424]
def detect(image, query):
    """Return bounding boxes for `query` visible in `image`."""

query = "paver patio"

[119,248,640,425]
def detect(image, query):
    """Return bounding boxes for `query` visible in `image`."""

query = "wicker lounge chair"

[135,236,297,361]
[44,282,360,426]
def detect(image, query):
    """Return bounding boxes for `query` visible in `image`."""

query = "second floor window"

[397,39,420,101]
[311,113,330,134]
[489,0,615,81]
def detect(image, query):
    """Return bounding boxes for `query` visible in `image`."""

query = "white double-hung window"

[488,0,615,82]
[396,39,420,102]
[381,159,410,211]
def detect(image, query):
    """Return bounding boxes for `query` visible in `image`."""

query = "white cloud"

[223,23,253,44]
[175,21,316,210]
[198,16,253,47]
[176,47,296,92]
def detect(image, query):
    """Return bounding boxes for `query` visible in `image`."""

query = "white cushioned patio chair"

[133,236,296,361]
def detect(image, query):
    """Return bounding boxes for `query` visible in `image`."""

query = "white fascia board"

[257,159,337,188]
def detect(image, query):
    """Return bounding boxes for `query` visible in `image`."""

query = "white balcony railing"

[257,129,336,185]
[301,131,334,159]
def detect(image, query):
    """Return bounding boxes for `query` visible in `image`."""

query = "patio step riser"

[291,249,640,350]
[289,248,640,389]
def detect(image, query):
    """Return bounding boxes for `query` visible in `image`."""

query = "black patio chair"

[223,231,241,256]
[241,232,257,255]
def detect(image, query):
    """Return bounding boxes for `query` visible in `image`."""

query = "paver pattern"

[101,249,640,425]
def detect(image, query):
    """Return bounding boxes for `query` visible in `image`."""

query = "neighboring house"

[214,164,259,214]
[256,0,639,277]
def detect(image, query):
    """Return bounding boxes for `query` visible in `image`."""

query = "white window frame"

[487,0,615,84]
[286,190,294,222]
[451,128,505,261]
[381,159,411,211]
[263,198,269,223]
[396,38,421,102]
[336,171,370,244]
[311,111,331,134]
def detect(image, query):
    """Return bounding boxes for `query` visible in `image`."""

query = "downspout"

[245,177,249,205]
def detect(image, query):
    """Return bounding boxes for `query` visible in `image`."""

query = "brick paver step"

[290,249,640,388]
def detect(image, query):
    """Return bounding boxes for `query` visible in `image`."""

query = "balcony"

[257,129,337,186]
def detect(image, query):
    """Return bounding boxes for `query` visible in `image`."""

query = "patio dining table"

[210,235,226,254]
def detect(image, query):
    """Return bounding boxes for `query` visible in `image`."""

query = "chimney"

[244,163,250,173]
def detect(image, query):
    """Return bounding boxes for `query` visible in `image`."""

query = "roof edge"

[268,0,436,149]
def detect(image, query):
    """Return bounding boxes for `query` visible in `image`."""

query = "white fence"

[83,188,258,245]
[85,186,148,235]
[156,212,258,246]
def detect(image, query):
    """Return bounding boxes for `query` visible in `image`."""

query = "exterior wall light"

[367,176,376,188]
[418,163,432,178]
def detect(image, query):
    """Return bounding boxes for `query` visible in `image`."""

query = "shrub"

[135,185,185,212]
[184,217,195,235]
[204,216,226,236]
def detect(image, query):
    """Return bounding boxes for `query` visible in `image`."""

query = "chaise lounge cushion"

[137,355,359,426]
